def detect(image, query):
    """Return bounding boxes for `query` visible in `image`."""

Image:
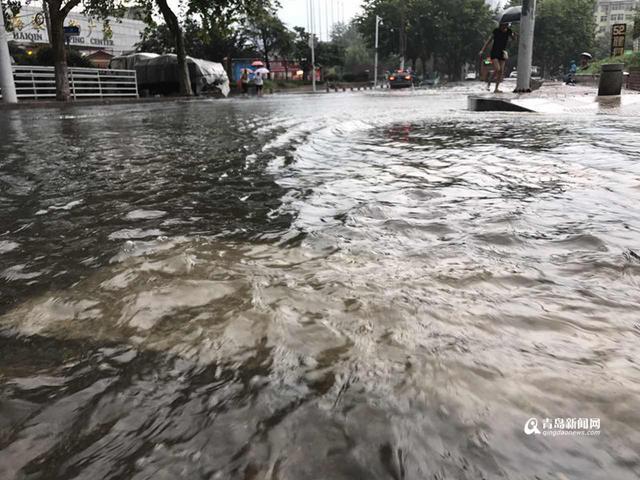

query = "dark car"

[388,70,415,89]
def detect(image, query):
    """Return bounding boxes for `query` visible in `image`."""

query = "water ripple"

[1,89,640,479]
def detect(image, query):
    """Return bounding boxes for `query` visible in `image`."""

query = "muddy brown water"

[1,88,640,479]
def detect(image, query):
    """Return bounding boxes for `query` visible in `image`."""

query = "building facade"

[595,1,638,35]
[8,6,146,57]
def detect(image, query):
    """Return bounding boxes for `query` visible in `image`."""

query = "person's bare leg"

[492,59,503,93]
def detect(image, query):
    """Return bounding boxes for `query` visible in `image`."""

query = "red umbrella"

[251,60,265,67]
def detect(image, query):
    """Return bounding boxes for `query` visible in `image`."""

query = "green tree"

[357,0,493,79]
[507,0,597,77]
[242,6,293,70]
[291,26,312,77]
[136,0,279,96]
[333,22,373,73]
[138,17,256,62]
[434,0,493,80]
[5,0,125,101]
[188,0,266,61]
[357,0,407,63]
[133,0,195,96]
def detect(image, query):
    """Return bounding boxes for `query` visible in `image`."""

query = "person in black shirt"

[480,23,517,93]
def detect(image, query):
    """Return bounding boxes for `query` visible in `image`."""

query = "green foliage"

[242,6,293,67]
[507,0,597,77]
[343,71,370,82]
[578,51,640,74]
[357,0,494,80]
[137,17,257,61]
[3,1,22,30]
[9,43,95,67]
[333,22,372,71]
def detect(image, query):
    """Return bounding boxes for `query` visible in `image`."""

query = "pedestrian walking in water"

[565,60,578,85]
[480,22,517,93]
[254,71,264,97]
[240,68,251,95]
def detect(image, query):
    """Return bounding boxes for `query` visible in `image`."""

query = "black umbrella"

[497,6,522,24]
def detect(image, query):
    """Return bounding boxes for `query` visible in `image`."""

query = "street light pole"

[399,6,406,71]
[309,0,316,92]
[0,0,18,104]
[374,16,380,88]
[515,0,536,93]
[311,34,316,93]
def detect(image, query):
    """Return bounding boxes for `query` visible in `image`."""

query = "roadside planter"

[628,66,640,91]
[598,64,624,96]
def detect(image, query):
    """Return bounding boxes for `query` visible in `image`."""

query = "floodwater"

[1,86,640,480]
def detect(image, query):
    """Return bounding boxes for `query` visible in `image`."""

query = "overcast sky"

[277,1,504,39]
[165,0,502,38]
[278,0,364,40]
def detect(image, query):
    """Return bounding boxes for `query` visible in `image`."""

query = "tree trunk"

[261,31,271,72]
[156,0,192,96]
[49,10,70,102]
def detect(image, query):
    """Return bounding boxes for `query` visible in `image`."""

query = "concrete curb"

[0,96,208,111]
[467,96,534,112]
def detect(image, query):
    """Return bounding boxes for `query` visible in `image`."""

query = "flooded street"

[1,88,640,479]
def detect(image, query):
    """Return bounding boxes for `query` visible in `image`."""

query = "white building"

[595,1,639,36]
[8,6,146,57]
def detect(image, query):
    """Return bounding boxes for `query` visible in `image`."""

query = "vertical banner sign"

[611,23,626,57]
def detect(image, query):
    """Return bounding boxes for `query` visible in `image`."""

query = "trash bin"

[598,63,624,96]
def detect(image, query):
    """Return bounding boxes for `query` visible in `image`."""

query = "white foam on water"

[0,240,20,254]
[125,210,167,220]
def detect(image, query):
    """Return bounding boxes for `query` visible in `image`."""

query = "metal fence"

[1,66,138,100]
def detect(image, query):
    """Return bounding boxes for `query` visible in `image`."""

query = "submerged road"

[1,86,640,479]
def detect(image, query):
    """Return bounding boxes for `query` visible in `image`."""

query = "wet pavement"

[1,85,640,479]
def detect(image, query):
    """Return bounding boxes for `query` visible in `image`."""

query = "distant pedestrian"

[240,68,250,95]
[565,60,578,85]
[579,52,592,70]
[480,22,517,93]
[254,71,264,97]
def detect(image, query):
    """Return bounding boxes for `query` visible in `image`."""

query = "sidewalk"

[469,80,640,115]
[0,95,204,111]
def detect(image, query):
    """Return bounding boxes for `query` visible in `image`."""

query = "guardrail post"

[0,5,18,104]
[134,71,139,98]
[31,67,38,99]
[97,70,103,98]
[70,69,76,99]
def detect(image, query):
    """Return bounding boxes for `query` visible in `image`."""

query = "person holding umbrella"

[579,52,593,70]
[239,68,252,95]
[480,22,518,93]
[251,60,270,97]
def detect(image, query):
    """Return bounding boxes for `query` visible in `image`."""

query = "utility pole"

[399,6,406,71]
[331,0,334,28]
[0,0,18,104]
[317,0,322,41]
[325,0,329,40]
[309,0,316,92]
[515,0,536,93]
[42,0,52,42]
[374,16,380,87]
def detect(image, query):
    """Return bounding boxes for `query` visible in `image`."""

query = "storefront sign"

[611,23,626,57]
[64,26,81,37]
[9,6,144,55]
